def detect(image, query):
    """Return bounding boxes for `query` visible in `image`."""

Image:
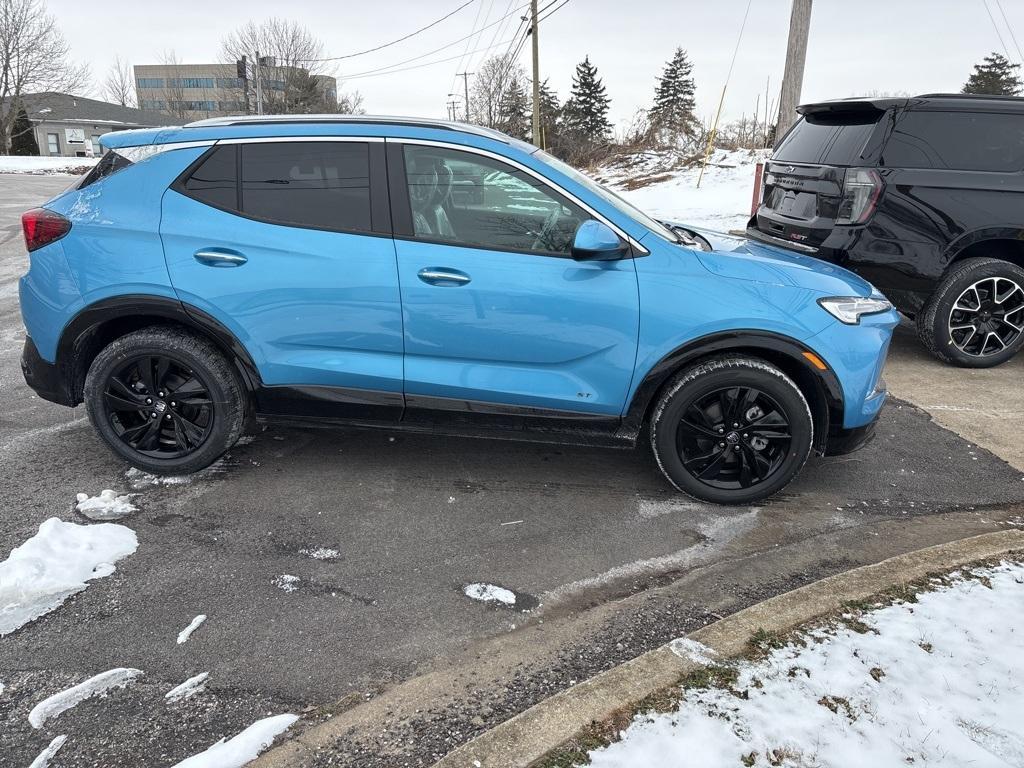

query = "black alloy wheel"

[947,276,1024,359]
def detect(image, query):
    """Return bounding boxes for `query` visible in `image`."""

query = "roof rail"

[182,113,513,143]
[915,92,1024,101]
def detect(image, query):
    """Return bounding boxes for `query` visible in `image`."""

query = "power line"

[538,0,570,23]
[449,0,488,97]
[994,0,1024,62]
[303,0,478,62]
[341,37,518,80]
[464,0,498,74]
[982,0,1012,59]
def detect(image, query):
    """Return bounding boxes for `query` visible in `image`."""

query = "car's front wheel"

[650,356,814,504]
[84,326,246,474]
[917,257,1024,368]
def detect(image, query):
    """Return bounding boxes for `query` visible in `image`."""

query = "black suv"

[748,94,1024,368]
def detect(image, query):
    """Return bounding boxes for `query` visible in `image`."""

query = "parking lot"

[2,173,1024,767]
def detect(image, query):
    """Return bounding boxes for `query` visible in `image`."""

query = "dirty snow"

[597,148,761,234]
[171,713,299,768]
[75,489,137,520]
[588,561,1024,768]
[166,672,209,702]
[28,735,67,768]
[29,667,143,728]
[176,614,207,644]
[464,583,516,606]
[300,547,340,561]
[0,518,138,636]
[0,155,98,175]
[669,638,718,666]
[124,467,195,489]
[273,574,300,593]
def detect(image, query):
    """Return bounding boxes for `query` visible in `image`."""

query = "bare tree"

[0,0,90,153]
[103,56,135,107]
[158,50,191,121]
[469,54,523,129]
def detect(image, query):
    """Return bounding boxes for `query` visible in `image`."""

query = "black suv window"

[774,114,879,165]
[882,111,1024,172]
[179,141,373,232]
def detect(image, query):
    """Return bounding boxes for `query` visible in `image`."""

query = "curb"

[429,529,1024,768]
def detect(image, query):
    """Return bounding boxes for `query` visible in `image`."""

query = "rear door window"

[881,111,1024,172]
[181,145,237,209]
[774,114,879,165]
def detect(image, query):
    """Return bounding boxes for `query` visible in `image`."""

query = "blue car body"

[19,116,898,462]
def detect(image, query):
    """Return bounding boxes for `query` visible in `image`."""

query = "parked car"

[748,93,1024,368]
[19,116,898,504]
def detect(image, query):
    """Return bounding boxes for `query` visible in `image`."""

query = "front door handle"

[417,267,471,286]
[194,249,248,267]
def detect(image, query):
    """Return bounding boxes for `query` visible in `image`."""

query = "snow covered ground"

[0,155,98,175]
[28,668,142,729]
[171,714,298,768]
[587,561,1024,768]
[596,148,763,235]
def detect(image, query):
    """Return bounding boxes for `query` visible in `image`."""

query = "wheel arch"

[55,294,261,406]
[623,331,844,453]
[944,228,1024,272]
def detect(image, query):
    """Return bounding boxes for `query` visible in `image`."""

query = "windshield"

[532,149,681,244]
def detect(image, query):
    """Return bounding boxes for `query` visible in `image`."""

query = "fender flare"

[942,226,1024,270]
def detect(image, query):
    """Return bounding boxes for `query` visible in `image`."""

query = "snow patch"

[588,561,1024,768]
[75,490,137,520]
[166,672,209,702]
[273,575,300,593]
[0,518,138,636]
[300,547,340,561]
[171,713,299,767]
[0,155,98,175]
[124,467,194,489]
[28,735,67,768]
[176,614,206,644]
[669,638,718,665]
[29,667,142,728]
[464,583,516,606]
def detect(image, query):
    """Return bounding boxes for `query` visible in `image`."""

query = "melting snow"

[28,735,67,768]
[669,638,718,666]
[464,583,516,606]
[300,547,340,561]
[29,667,142,728]
[171,713,299,767]
[176,614,207,644]
[0,155,98,175]
[75,490,137,520]
[588,562,1024,767]
[273,575,300,593]
[0,518,138,636]
[166,672,209,702]
[124,467,194,489]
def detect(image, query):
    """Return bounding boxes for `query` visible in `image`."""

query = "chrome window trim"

[115,140,216,162]
[394,138,649,255]
[215,136,384,145]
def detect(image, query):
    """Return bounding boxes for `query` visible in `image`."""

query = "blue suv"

[19,116,898,504]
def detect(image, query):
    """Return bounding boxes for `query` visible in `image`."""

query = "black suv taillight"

[835,168,883,225]
[22,208,71,252]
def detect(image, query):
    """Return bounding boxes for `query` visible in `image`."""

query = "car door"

[161,138,404,419]
[388,140,639,420]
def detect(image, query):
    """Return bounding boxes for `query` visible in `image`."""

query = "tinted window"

[240,142,371,231]
[79,150,133,189]
[774,114,879,165]
[182,145,237,209]
[403,145,589,255]
[882,111,1024,172]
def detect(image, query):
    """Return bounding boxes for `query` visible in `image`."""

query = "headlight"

[817,296,892,324]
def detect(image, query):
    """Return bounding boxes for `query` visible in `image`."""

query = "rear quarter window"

[881,111,1024,172]
[773,114,879,166]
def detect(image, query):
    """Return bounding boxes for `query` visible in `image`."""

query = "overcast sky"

[49,0,1024,131]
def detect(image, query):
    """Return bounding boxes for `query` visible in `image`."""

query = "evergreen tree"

[496,73,530,141]
[535,79,562,152]
[962,52,1023,96]
[562,56,612,145]
[648,47,697,137]
[10,107,39,156]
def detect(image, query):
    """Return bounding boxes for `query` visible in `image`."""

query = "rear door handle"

[417,268,470,286]
[194,249,248,267]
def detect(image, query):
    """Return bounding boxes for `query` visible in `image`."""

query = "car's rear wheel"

[84,326,246,474]
[650,356,813,505]
[917,257,1024,368]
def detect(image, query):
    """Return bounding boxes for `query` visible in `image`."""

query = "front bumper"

[21,335,75,406]
[825,418,877,456]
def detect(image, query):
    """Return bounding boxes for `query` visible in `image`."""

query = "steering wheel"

[530,207,563,251]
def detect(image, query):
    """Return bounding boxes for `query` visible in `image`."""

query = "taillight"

[835,168,883,225]
[22,208,71,252]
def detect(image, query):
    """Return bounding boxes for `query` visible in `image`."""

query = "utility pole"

[447,100,459,121]
[456,72,473,121]
[775,0,813,138]
[255,50,264,116]
[530,0,541,146]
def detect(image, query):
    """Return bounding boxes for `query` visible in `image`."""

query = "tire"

[917,257,1024,368]
[650,356,813,505]
[84,326,246,474]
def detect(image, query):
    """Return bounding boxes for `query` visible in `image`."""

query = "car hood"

[664,224,877,298]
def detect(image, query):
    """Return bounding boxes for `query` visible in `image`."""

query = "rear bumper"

[825,418,877,456]
[21,335,75,406]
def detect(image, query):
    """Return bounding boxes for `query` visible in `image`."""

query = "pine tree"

[535,79,562,153]
[10,107,39,156]
[649,47,697,137]
[962,52,1023,96]
[496,73,530,141]
[562,56,612,144]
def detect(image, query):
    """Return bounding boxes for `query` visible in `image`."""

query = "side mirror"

[571,220,628,261]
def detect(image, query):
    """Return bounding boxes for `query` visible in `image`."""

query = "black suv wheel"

[917,257,1024,368]
[84,326,246,474]
[650,356,813,504]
